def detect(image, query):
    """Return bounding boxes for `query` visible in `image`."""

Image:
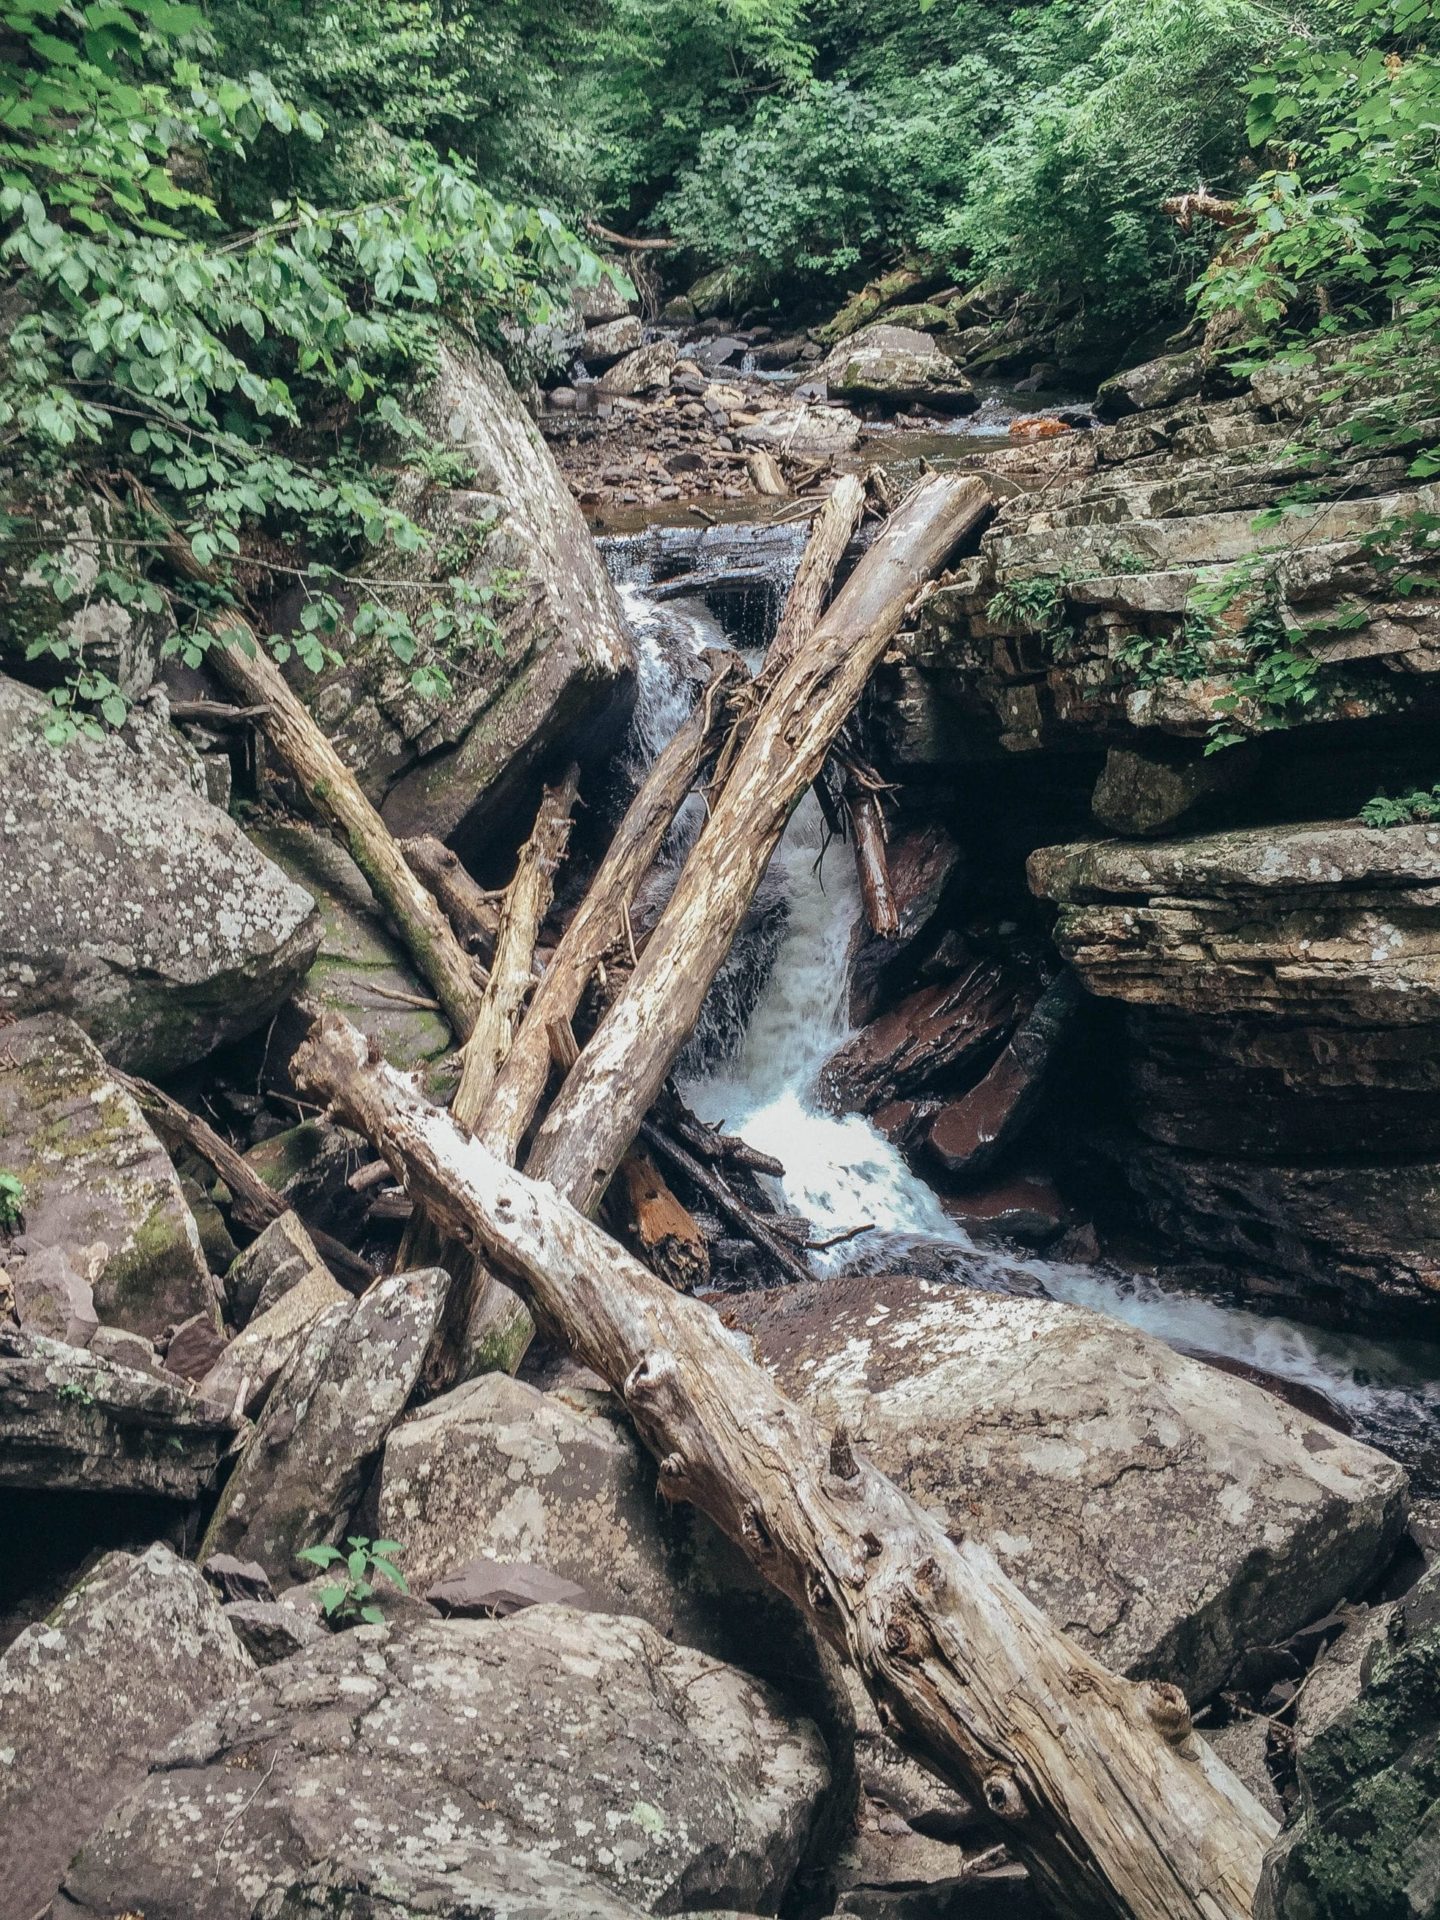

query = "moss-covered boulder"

[0,674,321,1072]
[1257,1564,1440,1920]
[0,1013,217,1339]
[819,323,977,414]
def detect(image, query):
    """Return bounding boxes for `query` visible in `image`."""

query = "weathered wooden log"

[529,476,993,1216]
[745,448,789,497]
[765,471,867,684]
[663,1096,786,1179]
[399,836,503,960]
[846,780,899,937]
[294,1013,1275,1920]
[205,613,486,1039]
[124,1074,373,1290]
[640,1120,813,1288]
[614,1150,710,1292]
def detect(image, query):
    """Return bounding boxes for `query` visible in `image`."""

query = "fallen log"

[614,1150,710,1293]
[845,773,899,938]
[640,1120,813,1289]
[124,1074,374,1290]
[746,448,789,497]
[399,836,503,961]
[203,613,486,1040]
[765,472,867,685]
[529,475,993,1214]
[294,1012,1275,1920]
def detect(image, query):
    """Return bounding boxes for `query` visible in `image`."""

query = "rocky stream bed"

[2,281,1439,1919]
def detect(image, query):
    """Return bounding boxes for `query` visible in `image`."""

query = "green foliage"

[1359,784,1440,825]
[0,1170,24,1232]
[297,1534,408,1626]
[1,0,608,730]
[986,573,1078,657]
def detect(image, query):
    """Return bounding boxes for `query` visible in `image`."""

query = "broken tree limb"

[745,448,789,497]
[529,474,994,1215]
[398,836,503,961]
[639,1120,814,1289]
[766,472,867,683]
[203,613,486,1040]
[614,1150,710,1293]
[845,775,899,938]
[294,1012,1275,1920]
[124,1074,374,1290]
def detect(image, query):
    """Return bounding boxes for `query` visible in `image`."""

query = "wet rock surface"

[0,1012,216,1337]
[55,1606,831,1920]
[0,1542,254,1920]
[0,679,320,1072]
[731,1271,1408,1701]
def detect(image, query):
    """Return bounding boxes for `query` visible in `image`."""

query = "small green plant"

[0,1172,24,1232]
[56,1381,95,1407]
[1359,785,1440,828]
[986,572,1078,658]
[297,1535,408,1626]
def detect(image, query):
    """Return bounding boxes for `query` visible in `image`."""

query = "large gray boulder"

[819,324,977,413]
[0,1324,239,1497]
[0,1013,217,1337]
[376,1371,801,1676]
[55,1606,831,1920]
[276,339,634,848]
[0,678,321,1071]
[201,1267,446,1581]
[0,1543,254,1920]
[730,1273,1407,1701]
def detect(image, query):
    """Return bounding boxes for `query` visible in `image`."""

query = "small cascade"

[607,527,1440,1482]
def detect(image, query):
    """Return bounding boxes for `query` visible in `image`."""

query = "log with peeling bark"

[294,1012,1275,1920]
[203,613,486,1040]
[529,474,994,1215]
[845,775,899,938]
[639,1120,813,1289]
[765,471,867,684]
[613,1150,710,1292]
[399,836,503,962]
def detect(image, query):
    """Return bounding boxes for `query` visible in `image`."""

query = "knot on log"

[623,1349,679,1405]
[1144,1680,1194,1746]
[659,1451,687,1487]
[828,1424,859,1481]
[884,1618,912,1656]
[982,1768,1026,1822]
[740,1501,775,1558]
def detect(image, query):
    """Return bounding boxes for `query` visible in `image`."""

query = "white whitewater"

[605,538,1440,1474]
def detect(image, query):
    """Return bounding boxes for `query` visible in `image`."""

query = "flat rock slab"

[0,677,320,1071]
[730,1273,1408,1701]
[0,1325,240,1497]
[202,1267,446,1581]
[0,1013,216,1337]
[56,1606,830,1920]
[0,1542,253,1920]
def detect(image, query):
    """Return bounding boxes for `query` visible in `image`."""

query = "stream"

[602,521,1440,1493]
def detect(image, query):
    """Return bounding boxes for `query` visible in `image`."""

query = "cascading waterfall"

[604,530,1440,1482]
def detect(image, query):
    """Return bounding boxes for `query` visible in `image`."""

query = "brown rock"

[162,1310,228,1382]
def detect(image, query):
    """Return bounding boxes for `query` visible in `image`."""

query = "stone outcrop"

[0,1324,239,1496]
[0,679,320,1071]
[730,1272,1407,1702]
[1257,1564,1440,1919]
[819,324,977,413]
[201,1267,446,1581]
[0,1013,217,1337]
[55,1606,831,1920]
[598,337,678,395]
[271,339,634,851]
[1030,824,1440,1322]
[0,1542,253,1920]
[201,1246,346,1416]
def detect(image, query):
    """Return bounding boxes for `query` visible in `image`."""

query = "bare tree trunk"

[294,1014,1275,1920]
[766,473,867,682]
[206,615,484,1039]
[847,782,899,937]
[399,837,502,964]
[528,475,993,1215]
[614,1150,710,1292]
[746,449,789,497]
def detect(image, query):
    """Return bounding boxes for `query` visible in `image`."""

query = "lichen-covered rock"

[244,1119,366,1238]
[738,404,862,458]
[11,1242,99,1348]
[273,340,633,850]
[598,337,678,395]
[0,677,321,1071]
[730,1273,1408,1701]
[254,1855,657,1919]
[250,826,457,1099]
[1095,347,1214,418]
[1256,1565,1440,1920]
[820,324,977,414]
[0,1324,239,1496]
[55,1606,831,1920]
[201,1267,446,1581]
[581,313,644,366]
[223,1210,329,1326]
[0,1013,216,1336]
[0,1542,253,1920]
[376,1372,792,1670]
[201,1249,345,1416]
